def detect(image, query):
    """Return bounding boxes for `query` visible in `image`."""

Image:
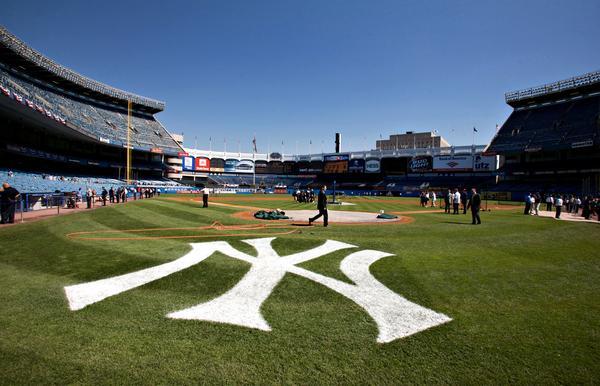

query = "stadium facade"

[0,25,598,200]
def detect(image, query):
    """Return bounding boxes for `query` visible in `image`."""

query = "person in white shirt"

[453,189,461,214]
[530,194,537,215]
[431,191,437,207]
[555,196,564,219]
[202,187,210,208]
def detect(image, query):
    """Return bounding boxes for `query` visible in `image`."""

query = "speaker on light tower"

[335,133,341,153]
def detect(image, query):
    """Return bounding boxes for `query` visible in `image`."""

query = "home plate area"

[283,209,401,223]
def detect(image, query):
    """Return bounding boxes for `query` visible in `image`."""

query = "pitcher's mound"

[283,210,402,224]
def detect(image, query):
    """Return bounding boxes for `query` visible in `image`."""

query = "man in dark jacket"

[101,187,108,206]
[1,182,20,224]
[467,187,481,225]
[461,189,468,214]
[309,185,328,227]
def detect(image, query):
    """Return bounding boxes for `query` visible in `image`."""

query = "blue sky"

[2,0,599,154]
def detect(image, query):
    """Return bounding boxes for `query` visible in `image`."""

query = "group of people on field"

[293,189,315,203]
[68,186,160,209]
[420,188,482,224]
[525,193,600,221]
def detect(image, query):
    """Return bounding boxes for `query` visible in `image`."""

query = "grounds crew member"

[309,185,328,227]
[466,187,481,225]
[202,186,210,208]
[0,182,20,224]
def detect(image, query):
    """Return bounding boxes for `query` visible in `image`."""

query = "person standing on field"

[202,186,210,208]
[555,195,563,219]
[467,187,481,225]
[453,189,460,214]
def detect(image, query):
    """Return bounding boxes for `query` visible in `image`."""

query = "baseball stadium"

[1,8,599,385]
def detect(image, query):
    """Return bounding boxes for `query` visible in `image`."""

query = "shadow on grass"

[440,221,474,225]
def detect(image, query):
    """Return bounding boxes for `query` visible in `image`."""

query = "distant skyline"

[2,0,599,154]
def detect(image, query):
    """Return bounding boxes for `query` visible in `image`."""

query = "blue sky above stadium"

[2,0,599,154]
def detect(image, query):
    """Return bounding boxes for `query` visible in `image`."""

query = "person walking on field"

[467,188,481,225]
[202,186,210,208]
[309,185,328,227]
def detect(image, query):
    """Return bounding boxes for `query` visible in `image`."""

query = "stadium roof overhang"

[505,70,600,108]
[0,26,164,114]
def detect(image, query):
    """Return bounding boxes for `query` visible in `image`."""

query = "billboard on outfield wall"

[182,156,195,171]
[323,161,348,173]
[433,155,472,171]
[210,158,225,172]
[255,160,268,174]
[473,155,499,172]
[348,159,365,173]
[365,158,381,173]
[225,159,239,173]
[195,157,210,172]
[409,156,432,172]
[236,159,255,173]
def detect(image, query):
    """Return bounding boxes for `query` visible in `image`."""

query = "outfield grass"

[0,195,598,384]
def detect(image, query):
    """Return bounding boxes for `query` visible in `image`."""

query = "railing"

[505,70,600,103]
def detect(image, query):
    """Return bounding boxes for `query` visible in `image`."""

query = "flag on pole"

[473,127,478,132]
[252,136,257,153]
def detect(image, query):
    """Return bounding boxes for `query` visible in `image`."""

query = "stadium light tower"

[126,100,132,184]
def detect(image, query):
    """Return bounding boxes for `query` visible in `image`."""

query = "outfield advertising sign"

[409,156,432,172]
[236,159,255,173]
[433,155,472,171]
[182,156,195,171]
[365,159,381,173]
[195,157,210,172]
[348,159,365,173]
[224,159,239,173]
[473,155,498,172]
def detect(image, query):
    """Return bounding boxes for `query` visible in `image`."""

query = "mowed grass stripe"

[0,195,598,384]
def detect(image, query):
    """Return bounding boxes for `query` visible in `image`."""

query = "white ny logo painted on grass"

[64,238,451,343]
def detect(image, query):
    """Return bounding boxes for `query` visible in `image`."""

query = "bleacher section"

[488,94,599,153]
[0,169,184,193]
[0,66,180,153]
[0,169,125,193]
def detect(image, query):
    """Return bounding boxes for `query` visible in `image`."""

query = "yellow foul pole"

[127,100,132,184]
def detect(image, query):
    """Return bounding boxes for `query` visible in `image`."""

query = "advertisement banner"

[348,158,365,173]
[182,156,195,171]
[365,158,381,173]
[433,155,473,171]
[324,154,349,162]
[225,159,239,173]
[472,155,498,172]
[195,157,211,172]
[236,159,255,173]
[323,161,348,173]
[409,156,432,172]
